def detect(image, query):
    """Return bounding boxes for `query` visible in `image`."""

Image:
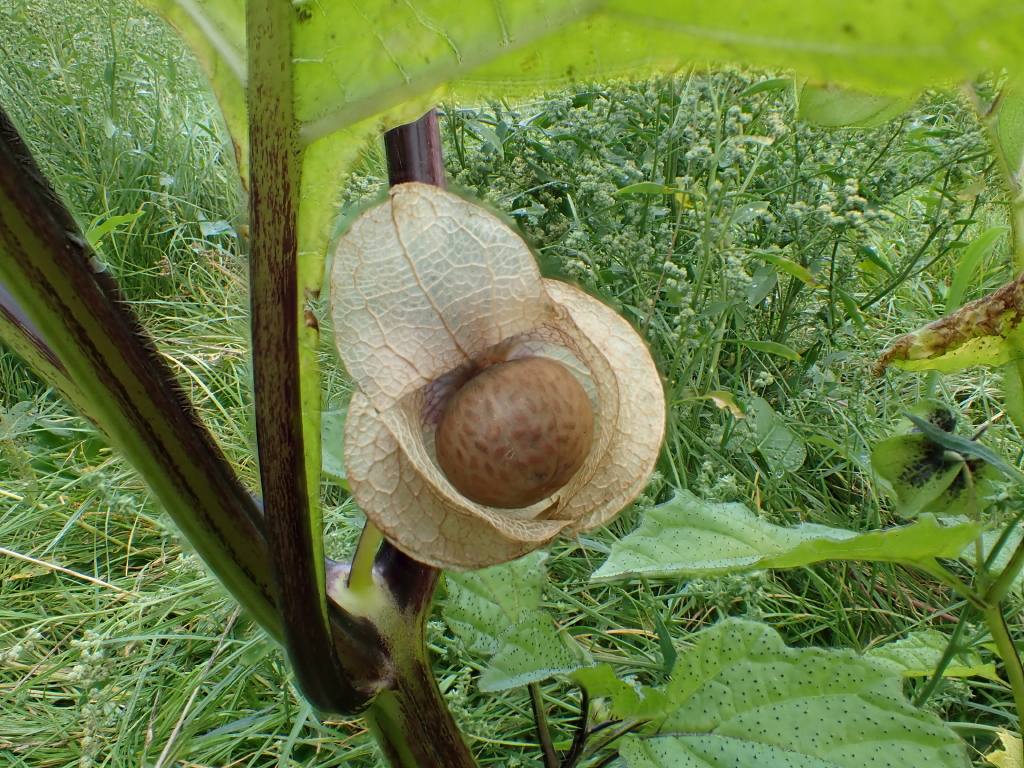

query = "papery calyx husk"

[331,182,665,570]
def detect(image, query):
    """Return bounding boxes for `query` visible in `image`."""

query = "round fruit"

[435,356,594,509]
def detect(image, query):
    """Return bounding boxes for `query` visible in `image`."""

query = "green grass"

[1,1,1023,766]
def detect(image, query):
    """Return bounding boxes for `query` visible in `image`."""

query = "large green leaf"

[444,550,549,656]
[799,82,916,128]
[444,551,590,690]
[621,734,843,768]
[866,629,997,680]
[583,622,969,766]
[477,610,591,692]
[140,0,1024,292]
[735,340,803,361]
[620,619,968,768]
[746,397,806,477]
[592,490,982,582]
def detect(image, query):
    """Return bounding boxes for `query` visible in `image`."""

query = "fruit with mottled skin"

[435,357,594,509]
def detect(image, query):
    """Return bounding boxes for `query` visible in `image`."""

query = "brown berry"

[435,356,594,509]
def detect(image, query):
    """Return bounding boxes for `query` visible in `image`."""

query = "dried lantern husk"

[331,183,665,570]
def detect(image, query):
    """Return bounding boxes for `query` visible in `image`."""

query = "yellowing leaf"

[705,390,745,419]
[875,272,1024,375]
[988,729,1023,768]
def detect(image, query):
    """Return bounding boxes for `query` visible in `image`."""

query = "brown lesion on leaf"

[873,271,1024,376]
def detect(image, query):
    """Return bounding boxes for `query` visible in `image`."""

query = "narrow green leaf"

[860,244,895,275]
[975,523,1024,596]
[1002,361,1024,435]
[747,265,778,306]
[739,77,795,99]
[837,289,867,332]
[755,250,822,288]
[465,120,505,160]
[997,79,1024,186]
[945,226,1008,313]
[615,182,674,195]
[320,405,350,490]
[866,630,997,680]
[84,208,146,249]
[592,491,982,582]
[734,340,802,360]
[730,201,769,226]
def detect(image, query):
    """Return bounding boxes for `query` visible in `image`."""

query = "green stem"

[348,522,384,596]
[365,672,477,768]
[983,604,1024,730]
[0,283,100,430]
[913,603,975,707]
[985,526,1024,607]
[360,560,478,768]
[529,682,560,768]
[965,82,1024,272]
[247,0,371,714]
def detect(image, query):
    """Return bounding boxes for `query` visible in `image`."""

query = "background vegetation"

[0,0,1020,765]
